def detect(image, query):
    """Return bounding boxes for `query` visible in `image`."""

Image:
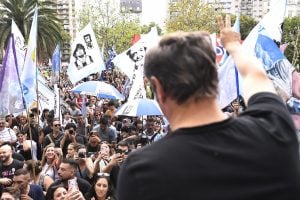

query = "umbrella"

[115,98,163,116]
[70,81,125,100]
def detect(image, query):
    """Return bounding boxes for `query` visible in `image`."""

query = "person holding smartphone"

[60,123,87,157]
[47,159,91,199]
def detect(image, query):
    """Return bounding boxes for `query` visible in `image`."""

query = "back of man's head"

[144,31,218,104]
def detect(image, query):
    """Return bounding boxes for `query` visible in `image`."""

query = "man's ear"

[150,76,165,104]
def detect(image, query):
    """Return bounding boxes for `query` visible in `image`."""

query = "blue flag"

[0,35,25,116]
[20,7,38,105]
[105,47,117,70]
[218,0,287,108]
[52,44,60,83]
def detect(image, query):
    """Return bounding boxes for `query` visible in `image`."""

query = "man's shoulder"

[12,159,24,167]
[29,184,43,191]
[77,177,91,186]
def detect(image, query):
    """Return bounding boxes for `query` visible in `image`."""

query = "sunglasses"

[97,172,110,177]
[54,124,61,127]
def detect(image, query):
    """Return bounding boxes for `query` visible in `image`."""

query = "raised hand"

[216,15,241,53]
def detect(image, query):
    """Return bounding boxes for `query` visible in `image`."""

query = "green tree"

[141,22,163,35]
[282,16,300,70]
[0,0,67,62]
[230,15,257,40]
[165,0,221,33]
[78,0,141,57]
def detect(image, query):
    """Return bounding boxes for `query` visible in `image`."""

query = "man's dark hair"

[144,31,218,104]
[65,123,77,131]
[118,140,129,148]
[100,117,109,125]
[14,168,29,176]
[61,159,78,170]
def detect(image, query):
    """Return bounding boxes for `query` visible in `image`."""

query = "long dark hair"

[88,174,116,199]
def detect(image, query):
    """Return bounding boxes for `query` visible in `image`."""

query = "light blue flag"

[81,95,87,118]
[0,35,25,116]
[255,29,294,102]
[52,44,60,83]
[20,7,38,106]
[218,0,287,108]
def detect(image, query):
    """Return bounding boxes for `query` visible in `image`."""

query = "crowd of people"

[1,15,299,200]
[0,54,174,199]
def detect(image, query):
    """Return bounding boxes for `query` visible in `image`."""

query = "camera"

[69,129,74,135]
[78,152,86,158]
[17,145,23,151]
[115,149,124,154]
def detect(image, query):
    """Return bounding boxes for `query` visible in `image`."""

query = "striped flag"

[0,35,25,116]
[20,6,38,106]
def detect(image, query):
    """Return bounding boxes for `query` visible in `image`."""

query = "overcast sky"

[141,0,169,28]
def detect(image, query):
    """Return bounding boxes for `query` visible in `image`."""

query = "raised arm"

[217,15,276,104]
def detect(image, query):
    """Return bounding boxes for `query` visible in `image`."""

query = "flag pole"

[32,6,39,181]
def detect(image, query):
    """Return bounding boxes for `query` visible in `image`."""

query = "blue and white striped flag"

[20,6,38,106]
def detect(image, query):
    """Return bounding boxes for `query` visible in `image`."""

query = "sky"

[140,0,169,28]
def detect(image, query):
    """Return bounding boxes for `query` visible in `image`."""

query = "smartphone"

[68,178,78,191]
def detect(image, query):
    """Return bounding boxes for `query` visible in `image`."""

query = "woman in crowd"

[86,174,116,200]
[93,142,112,174]
[40,143,61,180]
[25,160,54,193]
[0,187,21,200]
[46,184,85,200]
[66,143,77,159]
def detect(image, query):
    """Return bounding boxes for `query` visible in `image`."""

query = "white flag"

[37,74,55,111]
[128,67,146,101]
[112,27,159,80]
[11,19,26,73]
[67,23,105,84]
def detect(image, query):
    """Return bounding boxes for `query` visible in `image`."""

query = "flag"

[127,66,146,101]
[0,35,25,116]
[37,75,55,112]
[131,33,141,46]
[52,45,60,84]
[255,30,293,100]
[105,46,117,70]
[218,0,287,108]
[81,95,87,118]
[112,27,159,80]
[20,7,38,106]
[67,23,105,84]
[11,19,26,73]
[53,84,60,118]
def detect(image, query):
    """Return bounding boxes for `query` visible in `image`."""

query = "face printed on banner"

[73,43,94,70]
[126,45,147,70]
